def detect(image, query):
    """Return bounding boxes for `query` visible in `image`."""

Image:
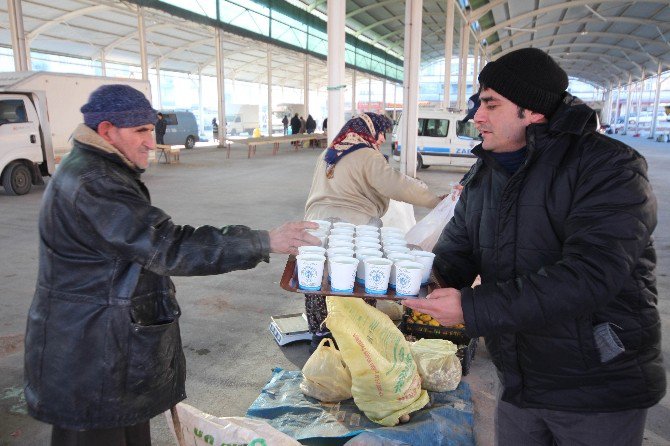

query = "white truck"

[225,104,259,136]
[0,71,151,195]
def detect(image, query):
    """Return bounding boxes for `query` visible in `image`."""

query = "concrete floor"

[0,135,668,445]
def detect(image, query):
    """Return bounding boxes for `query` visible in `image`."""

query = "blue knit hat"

[81,84,157,129]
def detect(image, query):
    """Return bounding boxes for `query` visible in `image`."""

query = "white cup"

[330,228,355,237]
[328,234,354,245]
[384,245,411,256]
[329,256,359,292]
[355,235,380,244]
[363,257,393,294]
[328,240,355,250]
[383,239,408,248]
[333,222,356,230]
[356,224,380,234]
[355,249,384,284]
[326,247,355,258]
[307,229,328,247]
[411,250,436,284]
[298,246,326,256]
[355,241,382,251]
[296,254,326,291]
[387,253,417,288]
[394,260,423,297]
[381,227,405,236]
[310,219,332,232]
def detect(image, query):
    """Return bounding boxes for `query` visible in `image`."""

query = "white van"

[391,110,482,169]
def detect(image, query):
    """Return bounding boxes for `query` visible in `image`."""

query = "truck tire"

[2,162,32,195]
[418,154,430,169]
[185,135,196,149]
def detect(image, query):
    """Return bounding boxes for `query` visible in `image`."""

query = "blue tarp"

[246,368,474,446]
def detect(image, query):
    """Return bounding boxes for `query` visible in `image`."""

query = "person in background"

[282,114,289,135]
[404,48,665,446]
[303,112,444,350]
[23,84,320,446]
[306,114,317,134]
[211,117,219,142]
[155,112,166,145]
[322,117,328,133]
[299,116,307,134]
[290,113,301,136]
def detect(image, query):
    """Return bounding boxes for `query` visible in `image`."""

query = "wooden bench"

[156,144,180,164]
[236,133,328,158]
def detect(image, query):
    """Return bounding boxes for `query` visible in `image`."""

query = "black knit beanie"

[478,48,568,117]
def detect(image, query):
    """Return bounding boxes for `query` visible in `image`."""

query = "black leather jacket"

[433,96,665,411]
[24,126,271,429]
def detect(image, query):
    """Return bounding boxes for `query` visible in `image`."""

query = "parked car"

[159,110,199,149]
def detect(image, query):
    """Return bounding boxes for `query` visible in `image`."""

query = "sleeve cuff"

[257,230,271,263]
[460,286,479,338]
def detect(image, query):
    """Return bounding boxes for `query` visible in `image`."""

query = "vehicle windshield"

[456,120,482,141]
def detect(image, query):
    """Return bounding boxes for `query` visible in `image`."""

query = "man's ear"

[528,111,548,124]
[96,121,115,144]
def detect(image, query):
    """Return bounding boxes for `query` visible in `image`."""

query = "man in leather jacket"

[24,84,319,446]
[405,49,665,445]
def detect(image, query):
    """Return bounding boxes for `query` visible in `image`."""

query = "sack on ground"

[381,199,416,233]
[405,194,459,251]
[325,296,429,426]
[300,338,353,402]
[165,402,300,446]
[409,338,462,392]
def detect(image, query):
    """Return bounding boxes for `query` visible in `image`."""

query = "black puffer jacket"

[24,126,271,429]
[433,96,665,411]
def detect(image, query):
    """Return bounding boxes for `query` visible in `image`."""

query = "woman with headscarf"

[303,113,442,349]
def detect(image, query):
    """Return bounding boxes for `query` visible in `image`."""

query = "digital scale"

[269,313,312,346]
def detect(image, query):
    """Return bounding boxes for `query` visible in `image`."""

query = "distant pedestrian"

[306,115,316,134]
[155,112,166,145]
[322,117,328,132]
[282,115,289,135]
[299,116,306,134]
[212,117,219,142]
[290,113,300,135]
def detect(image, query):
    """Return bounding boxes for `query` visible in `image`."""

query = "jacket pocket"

[126,317,180,394]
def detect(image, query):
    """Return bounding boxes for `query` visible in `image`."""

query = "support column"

[382,79,387,116]
[400,0,423,178]
[327,0,346,141]
[304,53,309,119]
[457,14,470,110]
[137,7,149,80]
[268,49,273,136]
[623,74,633,135]
[7,0,29,71]
[650,63,663,139]
[100,50,107,76]
[393,83,398,122]
[471,43,479,95]
[155,64,162,109]
[634,75,644,135]
[443,0,455,108]
[198,70,204,138]
[614,80,621,123]
[351,70,357,116]
[215,28,226,145]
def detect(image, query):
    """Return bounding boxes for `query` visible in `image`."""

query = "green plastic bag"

[325,296,429,426]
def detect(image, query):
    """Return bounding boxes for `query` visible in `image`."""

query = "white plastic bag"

[165,402,300,446]
[300,338,352,402]
[409,338,462,392]
[381,199,416,233]
[405,194,459,251]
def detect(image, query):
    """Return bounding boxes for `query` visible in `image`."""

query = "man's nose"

[474,106,485,123]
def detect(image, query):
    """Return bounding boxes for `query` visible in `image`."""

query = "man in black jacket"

[24,84,319,446]
[405,49,665,445]
[155,111,166,144]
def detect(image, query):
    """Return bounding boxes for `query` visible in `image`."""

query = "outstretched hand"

[402,287,465,327]
[268,221,321,255]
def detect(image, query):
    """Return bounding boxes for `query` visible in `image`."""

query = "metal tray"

[279,255,445,301]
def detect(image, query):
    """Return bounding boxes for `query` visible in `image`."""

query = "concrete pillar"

[650,63,663,139]
[155,64,162,109]
[198,70,204,137]
[458,15,470,110]
[327,0,346,141]
[614,80,621,123]
[400,0,423,178]
[352,70,357,116]
[443,0,455,108]
[471,43,479,96]
[100,50,107,76]
[623,74,633,135]
[7,0,29,71]
[268,49,273,136]
[137,7,149,80]
[304,53,309,119]
[215,28,226,145]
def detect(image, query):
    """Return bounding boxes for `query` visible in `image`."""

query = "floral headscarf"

[324,112,393,178]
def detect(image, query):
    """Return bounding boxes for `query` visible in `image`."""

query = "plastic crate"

[401,310,478,375]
